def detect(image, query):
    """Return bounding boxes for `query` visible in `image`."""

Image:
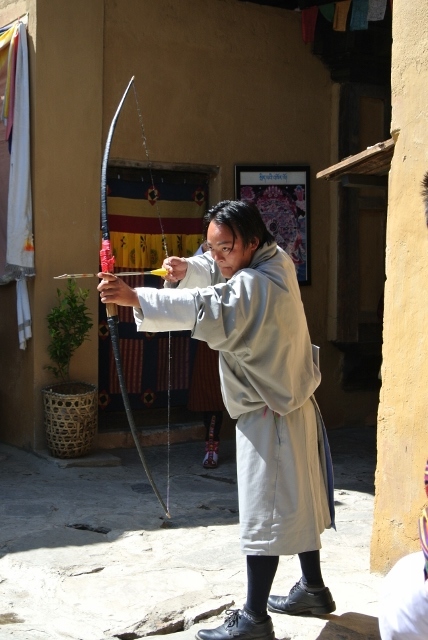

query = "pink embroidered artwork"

[240,183,307,280]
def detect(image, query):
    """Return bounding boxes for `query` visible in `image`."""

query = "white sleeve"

[164,254,224,291]
[133,287,198,333]
[378,552,428,639]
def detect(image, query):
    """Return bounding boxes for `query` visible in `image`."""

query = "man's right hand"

[162,256,188,283]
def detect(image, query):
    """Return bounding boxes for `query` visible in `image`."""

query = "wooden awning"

[316,138,394,182]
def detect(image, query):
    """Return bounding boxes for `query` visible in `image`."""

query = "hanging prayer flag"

[350,0,369,31]
[301,6,318,44]
[333,0,352,31]
[319,3,335,22]
[368,0,387,21]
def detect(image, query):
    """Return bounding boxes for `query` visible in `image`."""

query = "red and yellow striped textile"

[99,171,208,413]
[157,335,191,392]
[106,173,207,268]
[109,338,143,395]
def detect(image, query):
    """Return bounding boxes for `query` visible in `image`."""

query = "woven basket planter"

[42,382,98,459]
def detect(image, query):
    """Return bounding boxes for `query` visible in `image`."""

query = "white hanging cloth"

[16,276,31,350]
[5,20,34,279]
[0,17,34,349]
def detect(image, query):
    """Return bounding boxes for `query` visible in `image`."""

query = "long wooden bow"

[100,76,170,518]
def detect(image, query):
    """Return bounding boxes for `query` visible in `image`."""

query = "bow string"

[100,76,171,519]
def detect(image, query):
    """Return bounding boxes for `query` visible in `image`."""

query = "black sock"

[245,555,279,616]
[298,550,324,589]
[243,607,268,623]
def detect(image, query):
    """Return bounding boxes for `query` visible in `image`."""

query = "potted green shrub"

[42,279,98,459]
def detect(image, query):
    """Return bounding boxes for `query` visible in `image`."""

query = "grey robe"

[133,242,332,554]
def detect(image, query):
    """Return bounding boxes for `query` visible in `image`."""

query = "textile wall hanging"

[98,169,208,414]
[301,0,390,41]
[105,167,206,269]
[0,15,34,349]
[235,164,310,285]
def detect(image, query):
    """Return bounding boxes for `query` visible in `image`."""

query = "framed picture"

[235,165,310,285]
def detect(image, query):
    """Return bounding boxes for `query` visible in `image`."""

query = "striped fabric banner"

[106,168,207,268]
[157,335,191,392]
[188,341,223,412]
[109,230,203,269]
[109,338,143,395]
[98,169,207,415]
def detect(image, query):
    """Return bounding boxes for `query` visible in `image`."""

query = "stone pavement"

[0,425,383,640]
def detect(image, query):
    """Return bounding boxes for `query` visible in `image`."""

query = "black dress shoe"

[267,579,336,616]
[196,609,275,640]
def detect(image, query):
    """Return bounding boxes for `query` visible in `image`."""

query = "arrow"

[53,268,168,279]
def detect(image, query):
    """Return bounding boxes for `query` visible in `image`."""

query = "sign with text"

[235,165,310,285]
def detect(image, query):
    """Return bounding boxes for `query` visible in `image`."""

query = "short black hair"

[203,200,274,249]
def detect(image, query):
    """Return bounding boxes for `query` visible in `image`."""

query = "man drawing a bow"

[98,199,335,640]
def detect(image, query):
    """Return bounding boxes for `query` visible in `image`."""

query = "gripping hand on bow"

[97,272,140,307]
[162,257,188,283]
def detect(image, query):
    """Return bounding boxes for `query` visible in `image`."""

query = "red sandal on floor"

[203,439,219,468]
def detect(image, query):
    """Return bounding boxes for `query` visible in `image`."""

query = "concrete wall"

[371,1,428,572]
[0,0,384,451]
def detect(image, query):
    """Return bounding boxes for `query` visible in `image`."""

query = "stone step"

[97,421,205,449]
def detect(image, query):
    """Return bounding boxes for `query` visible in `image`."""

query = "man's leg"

[196,556,278,640]
[267,550,335,616]
[245,555,279,617]
[298,550,324,587]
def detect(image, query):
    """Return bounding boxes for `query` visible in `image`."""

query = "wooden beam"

[108,157,220,176]
[316,138,394,181]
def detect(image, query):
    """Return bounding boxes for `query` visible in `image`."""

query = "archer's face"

[206,222,259,278]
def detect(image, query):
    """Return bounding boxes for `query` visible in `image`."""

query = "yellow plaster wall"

[371,1,428,572]
[0,0,103,449]
[0,0,385,450]
[0,0,36,449]
[31,0,103,451]
[102,0,379,429]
